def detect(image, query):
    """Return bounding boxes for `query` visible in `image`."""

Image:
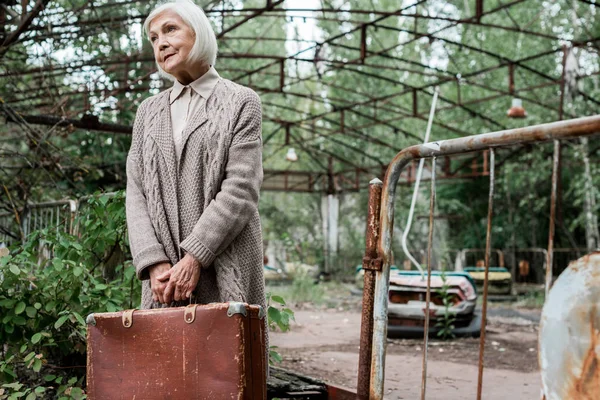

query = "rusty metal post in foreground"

[420,158,436,400]
[477,149,495,400]
[545,140,561,297]
[357,178,383,400]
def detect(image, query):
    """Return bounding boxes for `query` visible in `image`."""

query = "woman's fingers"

[154,259,201,303]
[174,285,183,301]
[156,269,171,282]
[157,283,165,304]
[163,281,174,304]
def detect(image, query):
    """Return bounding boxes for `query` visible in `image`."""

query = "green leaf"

[282,308,295,321]
[43,375,56,382]
[52,258,63,272]
[267,306,281,325]
[35,387,46,394]
[26,307,37,318]
[55,315,69,329]
[20,344,28,353]
[70,387,85,400]
[0,299,16,308]
[5,324,14,334]
[2,383,23,390]
[34,303,42,310]
[32,358,42,372]
[0,255,10,267]
[9,264,20,275]
[45,301,56,312]
[31,333,42,344]
[73,267,83,277]
[94,284,108,290]
[72,312,86,327]
[24,352,36,362]
[14,302,26,315]
[269,349,283,364]
[277,312,290,332]
[12,316,26,325]
[26,392,36,400]
[271,295,286,306]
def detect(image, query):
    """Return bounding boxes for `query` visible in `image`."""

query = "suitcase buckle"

[184,304,197,324]
[122,309,135,328]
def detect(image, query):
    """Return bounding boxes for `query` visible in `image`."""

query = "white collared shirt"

[169,66,220,160]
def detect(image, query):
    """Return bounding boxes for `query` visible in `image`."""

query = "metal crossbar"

[358,114,600,399]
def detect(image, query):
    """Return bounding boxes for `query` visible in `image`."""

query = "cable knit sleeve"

[179,89,263,268]
[126,100,171,280]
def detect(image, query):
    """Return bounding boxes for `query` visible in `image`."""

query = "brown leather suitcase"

[86,302,267,399]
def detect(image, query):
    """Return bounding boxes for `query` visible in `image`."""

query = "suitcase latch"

[122,309,135,328]
[184,304,197,324]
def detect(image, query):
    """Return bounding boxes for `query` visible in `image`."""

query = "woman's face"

[149,10,196,82]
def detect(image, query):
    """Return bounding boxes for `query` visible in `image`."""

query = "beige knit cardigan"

[125,78,265,312]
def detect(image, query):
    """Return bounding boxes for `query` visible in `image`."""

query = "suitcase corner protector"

[227,302,247,317]
[86,313,96,326]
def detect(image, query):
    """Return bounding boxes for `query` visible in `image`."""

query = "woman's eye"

[150,36,157,42]
[168,26,176,32]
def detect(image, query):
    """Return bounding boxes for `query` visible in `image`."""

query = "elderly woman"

[125,0,265,315]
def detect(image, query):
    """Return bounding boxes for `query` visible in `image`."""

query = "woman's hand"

[149,262,172,304]
[158,253,201,303]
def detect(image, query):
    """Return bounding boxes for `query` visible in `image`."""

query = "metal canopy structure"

[1,0,599,193]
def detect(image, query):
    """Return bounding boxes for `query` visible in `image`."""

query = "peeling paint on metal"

[540,252,600,400]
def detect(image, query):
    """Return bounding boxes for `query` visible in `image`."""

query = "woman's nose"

[158,37,169,50]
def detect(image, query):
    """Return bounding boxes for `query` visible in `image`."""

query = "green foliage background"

[0,0,599,395]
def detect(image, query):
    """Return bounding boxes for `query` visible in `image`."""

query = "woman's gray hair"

[143,0,218,82]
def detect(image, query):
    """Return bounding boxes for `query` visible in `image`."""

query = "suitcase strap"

[122,309,135,328]
[184,304,197,324]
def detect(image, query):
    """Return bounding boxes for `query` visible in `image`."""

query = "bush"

[0,192,139,399]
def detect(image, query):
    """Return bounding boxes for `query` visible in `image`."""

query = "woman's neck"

[175,62,210,85]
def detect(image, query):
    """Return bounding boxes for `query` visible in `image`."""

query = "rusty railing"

[357,114,600,399]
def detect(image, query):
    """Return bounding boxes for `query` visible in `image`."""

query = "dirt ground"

[269,296,542,400]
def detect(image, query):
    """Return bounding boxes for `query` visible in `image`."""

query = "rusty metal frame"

[366,114,600,399]
[1,1,599,190]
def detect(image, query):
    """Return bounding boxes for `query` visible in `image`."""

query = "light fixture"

[285,148,298,162]
[507,98,526,118]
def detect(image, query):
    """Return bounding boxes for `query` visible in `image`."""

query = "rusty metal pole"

[545,47,568,297]
[420,157,436,400]
[545,140,560,297]
[477,148,495,400]
[357,178,383,400]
